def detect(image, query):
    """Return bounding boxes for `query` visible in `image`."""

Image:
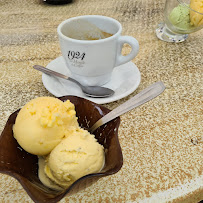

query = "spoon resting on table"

[33,65,115,98]
[89,81,165,133]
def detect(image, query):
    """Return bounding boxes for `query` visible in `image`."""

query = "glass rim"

[177,0,203,15]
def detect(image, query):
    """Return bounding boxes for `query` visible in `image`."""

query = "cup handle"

[115,36,139,67]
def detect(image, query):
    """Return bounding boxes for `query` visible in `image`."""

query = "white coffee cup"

[57,15,139,86]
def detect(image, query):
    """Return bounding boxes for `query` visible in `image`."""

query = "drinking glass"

[156,0,203,42]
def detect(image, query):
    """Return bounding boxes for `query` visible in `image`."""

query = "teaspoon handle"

[33,65,69,80]
[33,65,83,88]
[89,81,165,133]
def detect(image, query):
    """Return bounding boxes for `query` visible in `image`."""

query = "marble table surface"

[0,0,202,202]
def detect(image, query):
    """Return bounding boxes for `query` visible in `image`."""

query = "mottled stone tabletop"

[0,0,202,202]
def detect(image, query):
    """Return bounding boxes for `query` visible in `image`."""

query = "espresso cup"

[57,15,139,86]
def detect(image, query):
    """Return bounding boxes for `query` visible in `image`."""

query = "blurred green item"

[169,4,191,30]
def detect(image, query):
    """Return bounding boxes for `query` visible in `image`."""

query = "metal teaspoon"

[89,81,165,133]
[33,65,115,98]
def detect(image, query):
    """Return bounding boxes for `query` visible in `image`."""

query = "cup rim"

[57,15,122,44]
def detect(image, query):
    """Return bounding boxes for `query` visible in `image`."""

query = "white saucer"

[42,56,141,104]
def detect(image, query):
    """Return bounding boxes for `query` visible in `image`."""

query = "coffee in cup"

[60,19,113,40]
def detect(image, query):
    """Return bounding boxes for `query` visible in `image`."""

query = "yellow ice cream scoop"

[13,97,79,155]
[43,129,105,189]
[190,0,203,26]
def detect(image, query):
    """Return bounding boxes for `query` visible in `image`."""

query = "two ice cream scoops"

[169,0,203,30]
[13,97,105,190]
